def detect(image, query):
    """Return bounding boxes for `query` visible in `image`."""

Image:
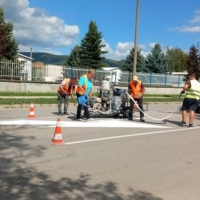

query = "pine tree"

[65,45,81,68]
[185,44,200,80]
[0,7,18,60]
[80,21,107,69]
[121,47,146,72]
[146,43,168,73]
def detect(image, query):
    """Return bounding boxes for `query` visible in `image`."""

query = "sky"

[0,0,200,60]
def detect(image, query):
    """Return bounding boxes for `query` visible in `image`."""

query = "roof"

[101,67,120,71]
[17,53,33,60]
[171,72,187,75]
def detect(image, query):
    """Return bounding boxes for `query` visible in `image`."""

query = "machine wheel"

[113,114,120,118]
[123,107,130,118]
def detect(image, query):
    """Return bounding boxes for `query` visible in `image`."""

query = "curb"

[0,102,180,109]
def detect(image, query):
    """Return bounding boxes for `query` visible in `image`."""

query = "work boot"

[63,112,69,115]
[140,117,145,122]
[180,121,186,127]
[128,116,133,121]
[188,123,193,128]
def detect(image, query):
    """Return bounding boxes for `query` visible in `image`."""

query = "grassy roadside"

[0,92,183,105]
[0,92,55,96]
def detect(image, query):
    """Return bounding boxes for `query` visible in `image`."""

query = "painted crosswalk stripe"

[0,119,169,128]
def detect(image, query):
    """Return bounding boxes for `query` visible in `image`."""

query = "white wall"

[0,81,182,94]
[45,65,63,82]
[17,57,32,81]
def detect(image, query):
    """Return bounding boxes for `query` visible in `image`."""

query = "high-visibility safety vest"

[185,80,200,100]
[57,78,75,95]
[129,80,143,99]
[76,74,88,95]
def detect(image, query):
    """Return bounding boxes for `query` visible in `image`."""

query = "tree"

[65,45,81,68]
[166,47,187,73]
[80,21,108,69]
[185,44,200,80]
[145,43,168,73]
[0,7,18,60]
[121,47,146,72]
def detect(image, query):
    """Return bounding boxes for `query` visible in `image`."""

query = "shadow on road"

[163,119,180,126]
[0,126,163,200]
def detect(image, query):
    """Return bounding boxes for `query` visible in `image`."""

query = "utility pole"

[30,47,32,58]
[133,0,140,77]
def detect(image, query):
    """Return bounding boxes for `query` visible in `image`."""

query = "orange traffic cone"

[28,102,35,118]
[51,118,64,146]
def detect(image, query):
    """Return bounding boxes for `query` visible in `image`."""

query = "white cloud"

[169,9,200,33]
[102,41,132,60]
[149,43,156,48]
[190,9,200,23]
[0,0,168,60]
[102,40,149,60]
[171,26,200,33]
[0,0,79,50]
[138,44,146,50]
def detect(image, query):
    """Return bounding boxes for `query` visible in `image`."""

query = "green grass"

[0,92,183,105]
[0,98,58,105]
[0,92,55,96]
[144,94,183,102]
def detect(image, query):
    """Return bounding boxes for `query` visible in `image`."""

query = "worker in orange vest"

[128,75,145,122]
[57,77,77,115]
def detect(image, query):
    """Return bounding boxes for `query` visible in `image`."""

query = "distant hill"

[20,52,68,65]
[20,52,125,68]
[104,58,125,68]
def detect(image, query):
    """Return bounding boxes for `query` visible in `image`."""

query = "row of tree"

[0,7,200,80]
[121,44,187,74]
[66,20,200,79]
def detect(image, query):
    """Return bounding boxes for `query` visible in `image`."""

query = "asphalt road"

[0,103,200,200]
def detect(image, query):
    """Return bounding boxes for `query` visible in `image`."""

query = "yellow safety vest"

[185,80,200,100]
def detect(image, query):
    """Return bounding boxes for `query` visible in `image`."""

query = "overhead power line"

[148,0,198,20]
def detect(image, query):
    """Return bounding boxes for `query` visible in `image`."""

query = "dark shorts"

[182,98,199,111]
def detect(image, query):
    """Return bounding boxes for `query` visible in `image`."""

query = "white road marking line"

[0,119,168,128]
[64,126,200,146]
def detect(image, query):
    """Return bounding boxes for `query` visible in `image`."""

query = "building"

[17,53,33,81]
[101,67,122,84]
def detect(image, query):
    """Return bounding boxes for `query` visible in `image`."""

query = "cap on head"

[132,75,138,81]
